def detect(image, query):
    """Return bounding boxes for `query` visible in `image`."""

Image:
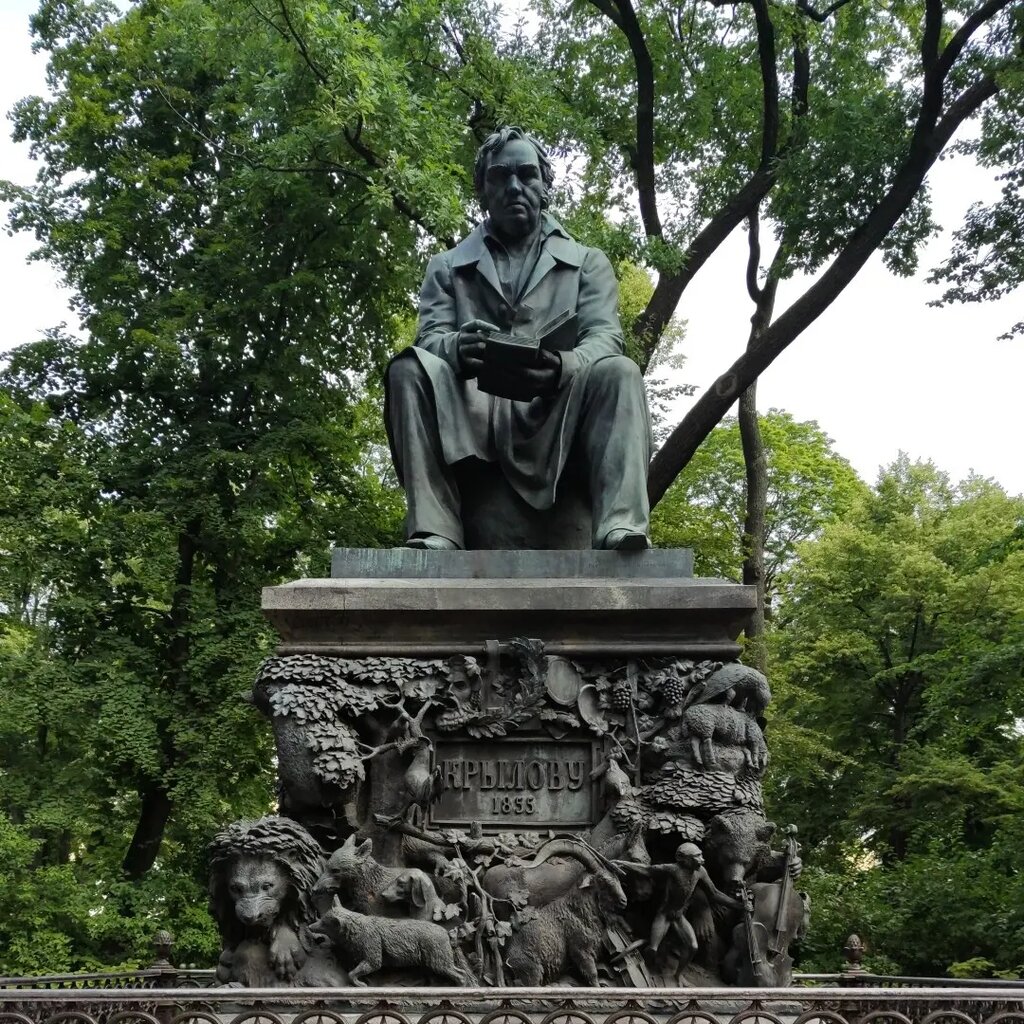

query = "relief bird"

[385,702,443,826]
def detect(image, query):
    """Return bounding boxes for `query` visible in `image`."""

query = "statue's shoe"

[405,534,461,551]
[601,529,651,551]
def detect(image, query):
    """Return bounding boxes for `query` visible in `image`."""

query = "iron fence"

[7,972,1023,993]
[2,986,1024,1024]
[0,971,217,992]
[795,976,1024,990]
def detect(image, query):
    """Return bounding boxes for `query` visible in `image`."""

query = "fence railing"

[0,969,217,991]
[6,970,1022,993]
[795,973,1024,989]
[3,985,1024,1024]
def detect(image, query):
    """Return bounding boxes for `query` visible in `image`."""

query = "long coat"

[395,215,629,510]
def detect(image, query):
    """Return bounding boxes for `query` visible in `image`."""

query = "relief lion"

[208,815,348,987]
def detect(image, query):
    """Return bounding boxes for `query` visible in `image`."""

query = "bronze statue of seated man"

[385,126,652,551]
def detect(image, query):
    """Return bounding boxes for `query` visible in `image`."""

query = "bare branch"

[751,0,780,167]
[792,31,810,118]
[241,0,286,38]
[647,69,1000,504]
[247,0,459,244]
[588,0,624,30]
[631,0,780,368]
[745,210,764,304]
[794,0,854,21]
[935,0,1016,80]
[440,18,471,65]
[342,122,458,248]
[922,0,943,72]
[632,167,775,368]
[608,0,663,238]
[275,0,329,86]
[935,72,1000,140]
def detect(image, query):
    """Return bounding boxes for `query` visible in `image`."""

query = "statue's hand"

[215,948,235,984]
[787,856,803,880]
[457,319,499,377]
[506,348,561,398]
[693,905,716,947]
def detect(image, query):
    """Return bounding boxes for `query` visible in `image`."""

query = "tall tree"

[1,0,474,932]
[526,0,1022,499]
[766,457,1024,974]
[651,410,865,587]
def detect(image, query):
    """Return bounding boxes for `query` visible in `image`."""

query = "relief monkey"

[618,842,746,970]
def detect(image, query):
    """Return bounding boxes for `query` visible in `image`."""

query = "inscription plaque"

[429,738,597,830]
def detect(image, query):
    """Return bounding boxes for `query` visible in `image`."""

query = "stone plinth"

[263,548,752,657]
[241,549,800,992]
[329,546,695,579]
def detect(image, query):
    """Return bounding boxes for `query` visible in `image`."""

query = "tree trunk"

[739,381,768,673]
[882,678,922,864]
[736,212,777,672]
[119,523,198,879]
[647,73,1000,504]
[122,781,173,878]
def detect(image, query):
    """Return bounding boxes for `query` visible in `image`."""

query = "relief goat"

[482,759,648,912]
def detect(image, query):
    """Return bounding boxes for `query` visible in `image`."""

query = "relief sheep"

[681,704,768,771]
[504,840,628,987]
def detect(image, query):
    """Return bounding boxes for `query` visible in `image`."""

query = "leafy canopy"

[767,457,1024,976]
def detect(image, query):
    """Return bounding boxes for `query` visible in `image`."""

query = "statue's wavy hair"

[473,126,555,211]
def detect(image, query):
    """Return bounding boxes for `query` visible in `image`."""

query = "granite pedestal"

[245,550,794,990]
[262,547,753,658]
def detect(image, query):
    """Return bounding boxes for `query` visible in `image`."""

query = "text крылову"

[439,758,586,792]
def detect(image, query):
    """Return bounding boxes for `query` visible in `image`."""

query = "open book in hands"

[476,310,578,401]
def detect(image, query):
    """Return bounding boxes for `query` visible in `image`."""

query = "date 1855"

[491,795,537,815]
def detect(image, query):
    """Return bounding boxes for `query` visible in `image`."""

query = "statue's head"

[675,842,704,868]
[208,815,326,944]
[474,126,555,241]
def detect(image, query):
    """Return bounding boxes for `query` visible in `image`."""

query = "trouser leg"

[385,355,464,548]
[576,355,652,547]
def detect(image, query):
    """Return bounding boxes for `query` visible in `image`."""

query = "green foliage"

[0,0,515,971]
[769,457,1024,975]
[798,834,1024,978]
[928,11,1024,339]
[651,411,866,585]
[0,812,219,974]
[0,0,1020,981]
[526,0,988,287]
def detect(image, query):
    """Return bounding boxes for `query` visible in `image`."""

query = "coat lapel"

[520,249,557,302]
[520,228,583,302]
[450,218,584,306]
[451,226,506,302]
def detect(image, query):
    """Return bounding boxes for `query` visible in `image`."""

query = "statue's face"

[676,844,703,869]
[227,855,290,928]
[482,137,544,241]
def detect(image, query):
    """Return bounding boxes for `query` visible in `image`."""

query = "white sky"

[2,0,1022,496]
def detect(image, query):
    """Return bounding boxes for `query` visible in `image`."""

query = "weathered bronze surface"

[261,576,754,654]
[330,547,694,579]
[208,129,808,990]
[221,577,808,990]
[384,127,652,551]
